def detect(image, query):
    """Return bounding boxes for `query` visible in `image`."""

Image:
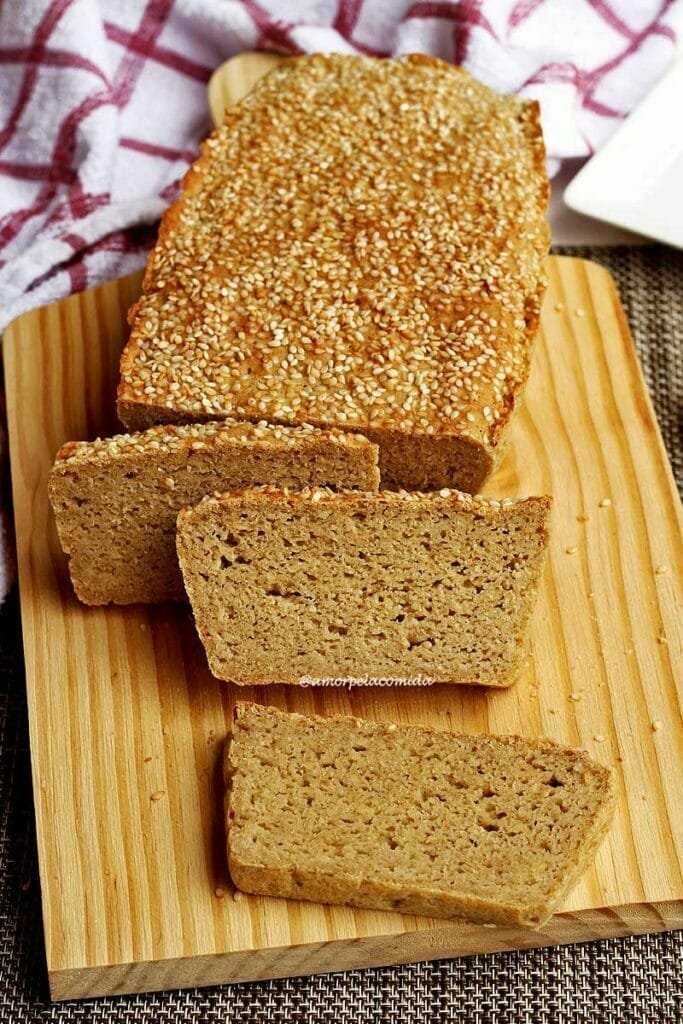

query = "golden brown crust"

[52,418,376,468]
[117,53,549,492]
[178,482,552,521]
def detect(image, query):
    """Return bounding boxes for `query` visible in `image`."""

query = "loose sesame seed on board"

[119,53,549,446]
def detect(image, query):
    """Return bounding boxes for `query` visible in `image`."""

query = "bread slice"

[117,53,549,492]
[225,703,617,927]
[49,421,379,605]
[177,486,551,686]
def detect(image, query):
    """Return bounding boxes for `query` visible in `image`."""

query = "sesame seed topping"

[598,498,611,508]
[565,546,578,554]
[54,418,372,467]
[118,54,548,446]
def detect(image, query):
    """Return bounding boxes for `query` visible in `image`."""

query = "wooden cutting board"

[3,53,682,1003]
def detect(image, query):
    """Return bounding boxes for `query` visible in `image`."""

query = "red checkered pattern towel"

[0,0,680,600]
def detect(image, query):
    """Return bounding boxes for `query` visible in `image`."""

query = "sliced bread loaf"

[49,421,379,605]
[225,702,617,927]
[177,486,551,686]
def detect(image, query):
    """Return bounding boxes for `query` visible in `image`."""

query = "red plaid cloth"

[0,0,680,598]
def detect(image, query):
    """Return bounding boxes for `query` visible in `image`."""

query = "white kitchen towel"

[0,0,681,601]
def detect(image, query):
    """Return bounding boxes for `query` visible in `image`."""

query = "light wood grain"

[208,52,284,126]
[3,52,683,1001]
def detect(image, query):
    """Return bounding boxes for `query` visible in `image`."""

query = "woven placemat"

[0,245,681,1022]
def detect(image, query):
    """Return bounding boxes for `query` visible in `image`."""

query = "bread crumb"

[150,790,166,802]
[651,720,663,732]
[214,886,227,899]
[143,756,152,763]
[232,890,244,902]
[554,303,564,313]
[565,546,578,555]
[598,498,611,508]
[593,734,606,743]
[655,565,669,575]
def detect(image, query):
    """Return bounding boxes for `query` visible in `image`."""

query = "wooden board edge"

[49,901,683,1001]
[207,51,286,127]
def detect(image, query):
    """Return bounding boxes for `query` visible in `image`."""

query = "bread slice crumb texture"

[225,703,617,928]
[177,486,551,686]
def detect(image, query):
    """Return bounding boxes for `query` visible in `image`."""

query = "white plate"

[564,57,683,250]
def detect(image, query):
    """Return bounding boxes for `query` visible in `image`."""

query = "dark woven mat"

[1,245,681,1022]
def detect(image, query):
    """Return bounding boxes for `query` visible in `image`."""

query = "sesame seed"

[214,886,227,899]
[651,720,663,732]
[576,513,590,522]
[574,308,586,318]
[593,734,606,743]
[150,790,166,802]
[655,565,669,575]
[554,303,564,312]
[565,546,578,554]
[598,498,611,508]
[116,54,548,446]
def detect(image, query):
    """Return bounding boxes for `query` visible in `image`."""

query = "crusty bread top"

[119,53,549,444]
[52,418,374,469]
[178,483,552,521]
